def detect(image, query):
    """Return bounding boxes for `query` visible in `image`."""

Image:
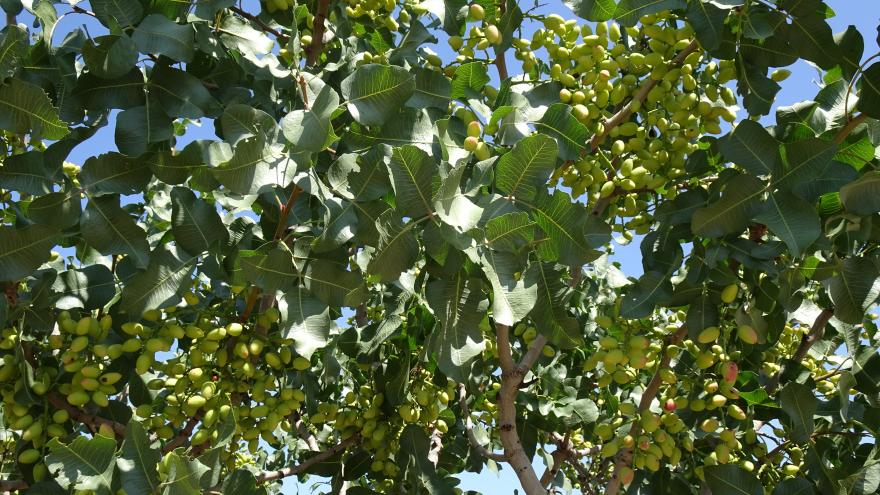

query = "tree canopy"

[1,0,880,494]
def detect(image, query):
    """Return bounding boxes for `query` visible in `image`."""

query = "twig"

[589,40,699,151]
[458,384,506,462]
[229,6,290,43]
[257,435,359,483]
[604,326,688,495]
[496,323,549,494]
[239,286,262,323]
[765,308,834,394]
[307,0,330,66]
[273,186,303,241]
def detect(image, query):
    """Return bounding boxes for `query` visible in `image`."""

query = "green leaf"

[479,249,537,326]
[781,14,839,70]
[53,265,116,311]
[686,0,726,51]
[388,145,437,218]
[162,451,209,495]
[754,191,820,257]
[0,150,54,195]
[776,139,838,191]
[718,120,781,177]
[91,0,144,27]
[451,62,490,100]
[614,0,687,26]
[692,174,764,237]
[620,270,673,319]
[0,224,59,282]
[421,0,466,35]
[150,65,220,119]
[528,262,582,348]
[304,260,368,307]
[221,470,267,495]
[239,242,297,294]
[212,138,295,195]
[426,272,488,381]
[115,104,174,157]
[858,62,880,119]
[171,187,228,256]
[280,107,337,152]
[0,78,68,139]
[408,67,452,109]
[220,104,278,144]
[704,465,763,495]
[738,68,781,117]
[29,192,82,229]
[278,288,331,360]
[327,147,392,202]
[771,477,814,495]
[46,435,117,495]
[435,164,483,231]
[83,35,139,80]
[313,197,357,252]
[397,425,455,495]
[534,104,588,161]
[217,14,275,54]
[133,14,194,62]
[828,257,880,324]
[495,133,558,201]
[80,152,153,195]
[341,64,415,126]
[532,190,604,266]
[118,421,161,495]
[778,382,817,444]
[483,211,535,253]
[564,0,616,21]
[840,171,880,215]
[81,195,150,269]
[0,25,28,80]
[368,210,420,282]
[555,397,600,427]
[73,70,146,112]
[120,245,196,316]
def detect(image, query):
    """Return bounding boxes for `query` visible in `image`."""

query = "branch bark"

[162,411,203,454]
[589,40,699,151]
[496,323,549,495]
[45,392,126,440]
[765,308,834,394]
[0,479,28,493]
[493,1,509,80]
[458,384,506,462]
[604,326,687,495]
[257,434,359,483]
[307,0,330,66]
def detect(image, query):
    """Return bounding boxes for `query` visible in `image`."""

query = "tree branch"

[45,392,126,440]
[0,479,28,493]
[273,185,303,241]
[496,323,549,495]
[257,435,359,484]
[765,308,834,394]
[162,411,203,454]
[493,1,509,80]
[458,384,506,462]
[589,40,699,151]
[307,0,330,66]
[604,326,687,495]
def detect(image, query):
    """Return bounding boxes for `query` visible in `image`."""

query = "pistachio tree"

[0,0,880,494]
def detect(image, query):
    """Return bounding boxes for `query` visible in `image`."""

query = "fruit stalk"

[765,307,834,394]
[589,40,700,151]
[603,325,687,495]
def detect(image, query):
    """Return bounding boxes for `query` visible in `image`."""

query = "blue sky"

[13,0,880,493]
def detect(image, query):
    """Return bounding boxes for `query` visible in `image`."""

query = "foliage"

[0,0,878,494]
